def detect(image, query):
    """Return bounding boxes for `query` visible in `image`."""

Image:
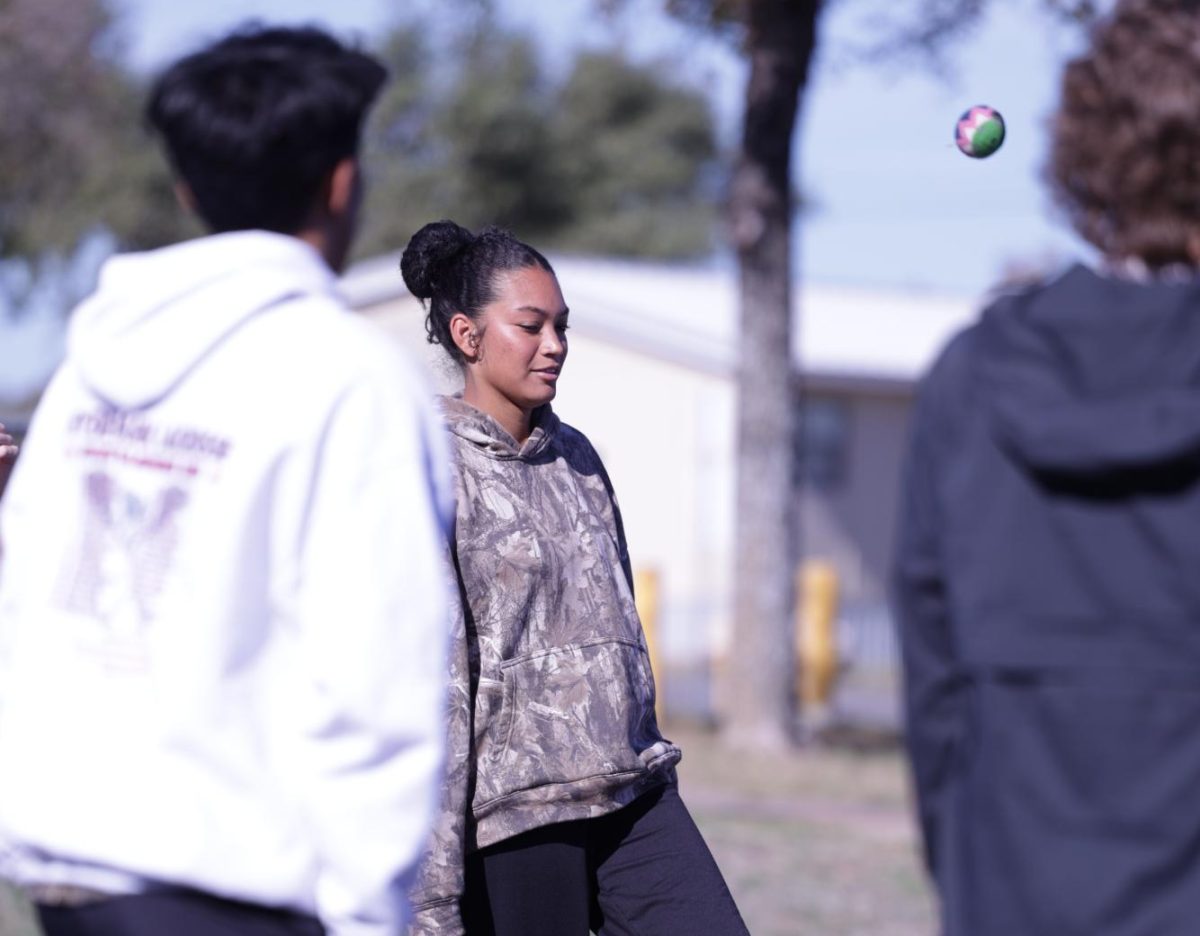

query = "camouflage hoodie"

[408,396,681,934]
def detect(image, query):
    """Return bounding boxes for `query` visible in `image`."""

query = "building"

[344,252,983,722]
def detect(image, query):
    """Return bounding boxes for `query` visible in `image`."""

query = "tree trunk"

[720,0,821,750]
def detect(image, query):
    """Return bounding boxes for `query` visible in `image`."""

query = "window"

[796,396,850,490]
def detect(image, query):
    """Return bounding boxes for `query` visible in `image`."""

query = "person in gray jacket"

[399,221,748,936]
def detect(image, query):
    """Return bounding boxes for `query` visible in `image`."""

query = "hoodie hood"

[439,395,559,461]
[980,264,1200,476]
[67,230,338,409]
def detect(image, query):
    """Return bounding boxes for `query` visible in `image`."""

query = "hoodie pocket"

[475,636,672,809]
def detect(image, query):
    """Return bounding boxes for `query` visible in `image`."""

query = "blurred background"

[0,0,1108,933]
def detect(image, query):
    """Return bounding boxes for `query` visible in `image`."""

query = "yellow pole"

[634,567,664,722]
[797,559,840,711]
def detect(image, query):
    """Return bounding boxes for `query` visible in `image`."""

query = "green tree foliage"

[356,25,719,261]
[0,0,191,262]
[358,28,570,257]
[354,26,451,261]
[550,51,718,256]
[0,2,716,304]
[436,32,570,238]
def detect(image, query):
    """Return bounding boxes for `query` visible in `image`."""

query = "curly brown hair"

[1049,0,1200,266]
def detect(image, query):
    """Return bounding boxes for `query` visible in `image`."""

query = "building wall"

[360,295,738,665]
[551,335,736,666]
[801,391,913,607]
[357,296,913,674]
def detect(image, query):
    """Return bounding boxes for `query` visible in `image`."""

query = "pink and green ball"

[956,105,1005,159]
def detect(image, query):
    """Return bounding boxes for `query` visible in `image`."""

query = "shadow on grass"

[813,722,905,756]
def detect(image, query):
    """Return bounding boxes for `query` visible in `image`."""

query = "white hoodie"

[0,231,451,936]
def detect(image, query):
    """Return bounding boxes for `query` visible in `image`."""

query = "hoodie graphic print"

[407,396,680,934]
[41,238,314,673]
[55,412,229,672]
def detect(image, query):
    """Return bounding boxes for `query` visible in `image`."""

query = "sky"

[110,0,1094,294]
[2,0,1095,402]
[801,2,1093,291]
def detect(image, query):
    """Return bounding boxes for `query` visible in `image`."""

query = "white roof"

[340,252,982,387]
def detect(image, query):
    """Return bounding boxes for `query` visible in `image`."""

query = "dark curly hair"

[400,221,554,364]
[1048,0,1200,267]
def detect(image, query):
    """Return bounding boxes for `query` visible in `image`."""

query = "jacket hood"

[66,230,338,409]
[439,395,559,460]
[979,264,1200,476]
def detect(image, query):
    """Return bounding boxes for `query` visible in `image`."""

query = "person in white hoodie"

[0,26,452,936]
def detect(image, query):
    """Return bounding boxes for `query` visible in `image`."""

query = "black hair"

[400,220,555,364]
[145,25,387,235]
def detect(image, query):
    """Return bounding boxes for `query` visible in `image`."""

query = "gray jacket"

[408,397,680,933]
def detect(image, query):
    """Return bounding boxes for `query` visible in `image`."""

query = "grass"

[0,725,938,936]
[674,724,937,936]
[0,881,39,936]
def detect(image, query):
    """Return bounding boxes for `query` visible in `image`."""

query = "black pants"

[463,783,749,936]
[37,889,324,936]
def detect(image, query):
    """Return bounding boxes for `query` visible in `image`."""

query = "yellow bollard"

[634,567,665,722]
[797,560,840,711]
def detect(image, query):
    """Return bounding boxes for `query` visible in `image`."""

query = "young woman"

[401,221,748,936]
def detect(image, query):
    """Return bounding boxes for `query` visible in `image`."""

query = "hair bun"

[400,220,474,299]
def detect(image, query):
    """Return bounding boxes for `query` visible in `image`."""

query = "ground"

[0,726,937,935]
[0,879,37,936]
[675,724,936,935]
